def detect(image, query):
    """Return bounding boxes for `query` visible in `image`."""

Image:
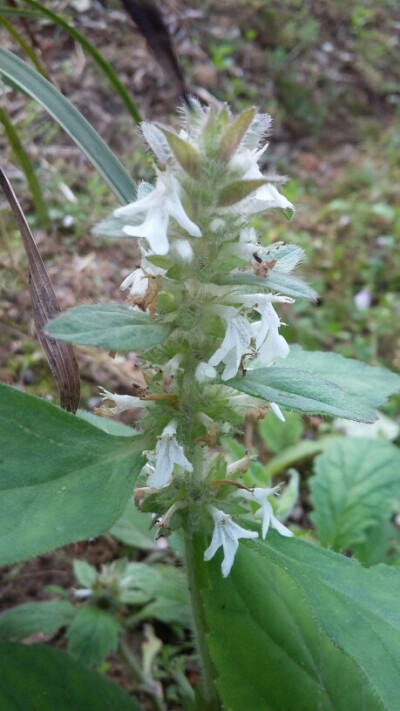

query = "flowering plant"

[2,98,400,710]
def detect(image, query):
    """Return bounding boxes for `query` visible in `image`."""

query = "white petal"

[258,330,289,365]
[195,362,217,382]
[270,402,285,422]
[204,507,258,577]
[120,268,148,297]
[123,210,170,255]
[98,387,143,414]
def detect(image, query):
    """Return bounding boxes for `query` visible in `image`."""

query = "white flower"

[209,308,252,380]
[195,362,217,383]
[146,419,193,489]
[250,300,290,364]
[120,267,148,297]
[98,387,145,414]
[114,173,201,255]
[240,487,293,539]
[204,506,258,577]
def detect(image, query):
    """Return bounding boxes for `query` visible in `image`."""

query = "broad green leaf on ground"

[0,384,145,565]
[203,531,400,710]
[258,409,304,453]
[231,347,400,422]
[0,601,75,642]
[133,566,191,628]
[0,48,136,203]
[309,437,400,551]
[111,501,157,550]
[73,560,97,588]
[67,606,121,667]
[46,304,172,351]
[0,643,143,711]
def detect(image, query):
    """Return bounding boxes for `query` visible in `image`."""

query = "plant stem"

[182,511,220,710]
[119,633,166,711]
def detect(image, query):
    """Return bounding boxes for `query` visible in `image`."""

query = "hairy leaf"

[46,303,172,351]
[203,531,400,710]
[0,384,145,565]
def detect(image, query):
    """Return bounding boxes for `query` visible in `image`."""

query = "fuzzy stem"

[182,461,220,709]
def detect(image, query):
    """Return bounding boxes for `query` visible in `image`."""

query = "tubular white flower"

[146,419,193,489]
[120,267,148,297]
[98,387,145,414]
[209,307,252,381]
[204,506,258,577]
[114,173,201,255]
[240,487,293,539]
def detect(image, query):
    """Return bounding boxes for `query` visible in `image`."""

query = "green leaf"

[111,501,157,550]
[46,304,172,351]
[277,346,400,412]
[230,347,400,422]
[0,48,136,203]
[67,606,121,667]
[0,384,145,565]
[219,271,318,300]
[203,531,400,710]
[73,560,97,588]
[228,367,376,422]
[157,125,201,178]
[218,179,268,207]
[0,642,143,710]
[219,107,257,161]
[258,410,304,453]
[0,601,75,641]
[134,566,191,628]
[309,438,400,551]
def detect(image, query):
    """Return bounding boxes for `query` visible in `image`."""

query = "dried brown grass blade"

[0,166,80,412]
[120,0,190,106]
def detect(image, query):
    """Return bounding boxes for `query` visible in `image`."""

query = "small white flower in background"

[204,506,258,577]
[240,487,293,539]
[146,419,193,489]
[270,402,285,422]
[114,173,201,255]
[209,307,252,380]
[98,387,146,415]
[354,288,371,311]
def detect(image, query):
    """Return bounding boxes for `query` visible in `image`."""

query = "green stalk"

[182,451,220,710]
[0,105,49,227]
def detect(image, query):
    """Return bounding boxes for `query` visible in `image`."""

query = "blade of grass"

[0,14,48,77]
[0,48,136,204]
[0,166,80,412]
[0,105,49,227]
[1,1,142,125]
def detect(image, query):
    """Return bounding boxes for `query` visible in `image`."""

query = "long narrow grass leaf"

[0,105,49,226]
[0,48,136,203]
[21,0,142,125]
[0,14,48,77]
